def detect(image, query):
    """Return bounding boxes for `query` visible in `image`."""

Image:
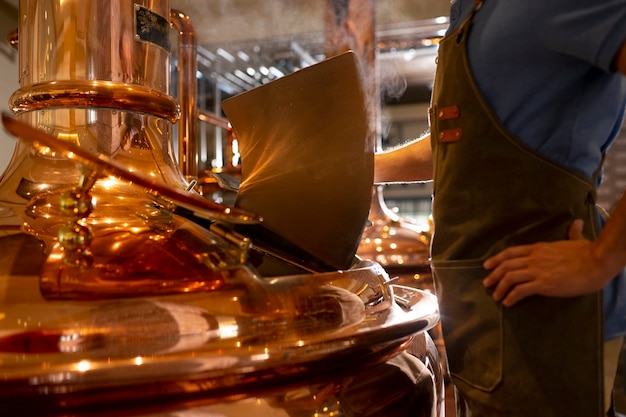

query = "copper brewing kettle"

[0,0,258,299]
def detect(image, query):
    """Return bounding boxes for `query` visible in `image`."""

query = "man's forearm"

[593,190,626,283]
[374,134,433,184]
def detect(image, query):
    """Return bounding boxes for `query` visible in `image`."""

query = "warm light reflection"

[35,144,52,155]
[250,353,270,361]
[48,252,64,261]
[98,176,120,190]
[218,318,239,339]
[56,131,80,143]
[134,357,143,366]
[77,360,91,372]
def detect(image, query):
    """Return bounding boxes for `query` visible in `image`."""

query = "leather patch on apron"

[437,105,460,120]
[438,128,463,142]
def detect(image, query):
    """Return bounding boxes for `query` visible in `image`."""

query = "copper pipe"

[170,9,198,180]
[10,80,180,122]
[197,109,237,172]
[198,109,231,131]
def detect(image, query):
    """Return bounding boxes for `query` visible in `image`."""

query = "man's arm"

[374,134,433,184]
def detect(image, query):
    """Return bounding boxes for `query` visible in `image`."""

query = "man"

[374,0,626,415]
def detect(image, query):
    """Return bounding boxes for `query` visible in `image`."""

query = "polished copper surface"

[10,80,181,122]
[170,9,199,178]
[0,0,259,302]
[2,113,260,225]
[16,0,171,93]
[358,186,431,269]
[38,219,246,300]
[0,251,439,416]
[0,0,192,246]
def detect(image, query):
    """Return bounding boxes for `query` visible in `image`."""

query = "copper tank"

[0,0,245,299]
[0,2,442,415]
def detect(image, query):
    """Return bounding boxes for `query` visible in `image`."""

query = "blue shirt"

[448,0,626,338]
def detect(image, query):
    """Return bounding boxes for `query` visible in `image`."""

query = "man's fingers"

[483,258,531,298]
[483,245,532,270]
[501,282,536,307]
[482,268,504,287]
[483,256,530,287]
[489,268,530,300]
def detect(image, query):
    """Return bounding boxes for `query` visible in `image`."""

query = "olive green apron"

[429,2,604,416]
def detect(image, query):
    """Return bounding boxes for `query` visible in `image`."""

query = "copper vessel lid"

[0,258,438,416]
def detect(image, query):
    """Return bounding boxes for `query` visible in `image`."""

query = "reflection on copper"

[170,9,198,179]
[39,220,239,300]
[0,274,439,416]
[2,114,260,225]
[0,0,237,300]
[1,0,189,238]
[358,185,431,269]
[196,109,241,198]
[7,28,18,49]
[10,80,180,122]
[198,109,232,131]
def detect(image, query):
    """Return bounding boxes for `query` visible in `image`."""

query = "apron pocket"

[431,259,502,392]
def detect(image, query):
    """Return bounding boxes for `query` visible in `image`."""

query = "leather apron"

[429,2,604,416]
